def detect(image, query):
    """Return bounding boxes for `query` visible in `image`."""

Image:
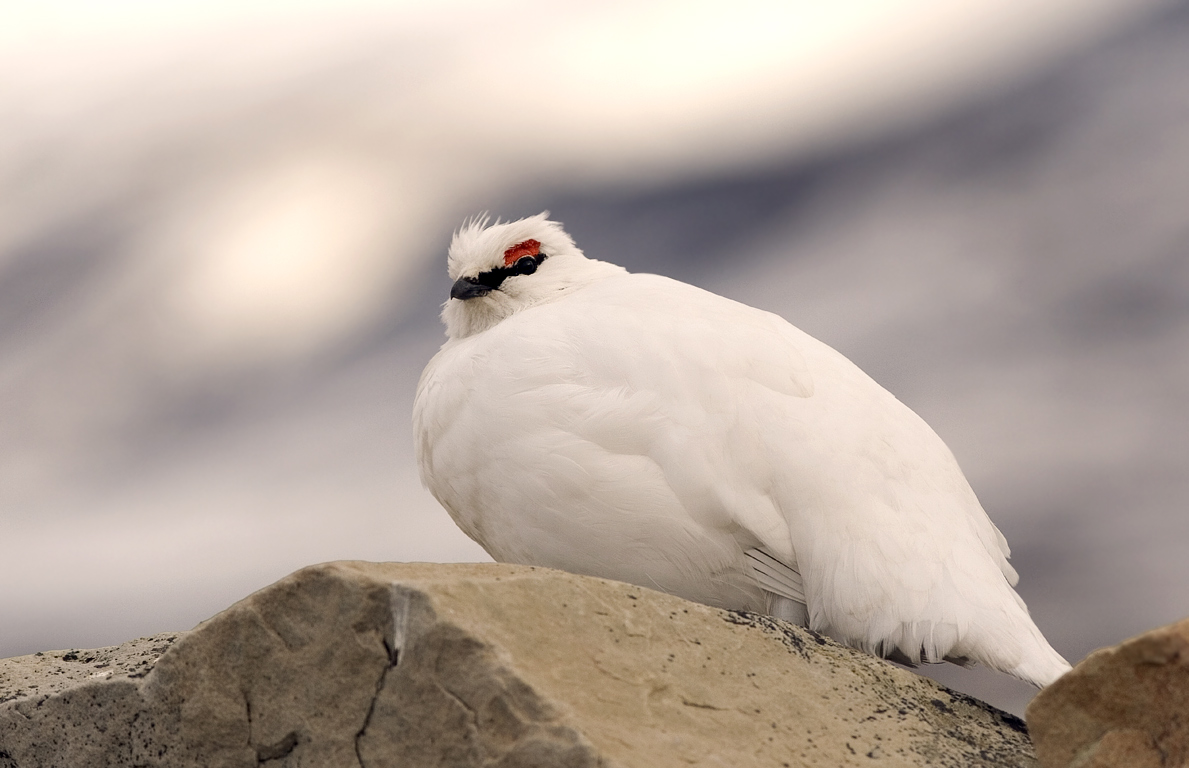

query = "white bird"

[414,212,1071,687]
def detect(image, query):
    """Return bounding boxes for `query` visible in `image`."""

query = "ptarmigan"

[414,213,1071,687]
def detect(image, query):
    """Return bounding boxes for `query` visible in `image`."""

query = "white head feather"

[442,212,625,339]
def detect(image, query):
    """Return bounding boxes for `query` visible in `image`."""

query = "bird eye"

[514,256,538,275]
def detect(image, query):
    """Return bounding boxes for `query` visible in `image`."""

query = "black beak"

[450,277,492,301]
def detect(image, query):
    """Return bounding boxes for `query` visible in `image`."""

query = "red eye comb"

[503,239,541,266]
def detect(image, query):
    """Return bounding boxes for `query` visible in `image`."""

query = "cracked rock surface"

[0,562,1037,767]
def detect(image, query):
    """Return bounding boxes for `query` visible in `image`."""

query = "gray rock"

[1,562,1037,767]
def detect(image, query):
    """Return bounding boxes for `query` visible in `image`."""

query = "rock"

[1,562,1036,767]
[0,633,182,703]
[1026,617,1189,768]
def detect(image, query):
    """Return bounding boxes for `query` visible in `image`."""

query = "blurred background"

[2,0,1187,716]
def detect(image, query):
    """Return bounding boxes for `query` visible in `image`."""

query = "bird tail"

[965,606,1072,688]
[1004,631,1072,688]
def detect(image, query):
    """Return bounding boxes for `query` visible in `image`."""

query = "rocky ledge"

[1,562,1036,767]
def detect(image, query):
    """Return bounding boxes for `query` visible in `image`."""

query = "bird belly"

[425,406,767,613]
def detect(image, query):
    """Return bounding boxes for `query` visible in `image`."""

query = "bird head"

[441,212,624,338]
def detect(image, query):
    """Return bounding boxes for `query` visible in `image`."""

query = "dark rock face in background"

[2,1,1188,721]
[0,562,1037,768]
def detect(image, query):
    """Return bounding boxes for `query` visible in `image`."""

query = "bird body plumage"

[414,213,1071,687]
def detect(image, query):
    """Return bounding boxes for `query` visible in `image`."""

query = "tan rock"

[1,561,1037,767]
[0,633,182,703]
[1026,617,1189,768]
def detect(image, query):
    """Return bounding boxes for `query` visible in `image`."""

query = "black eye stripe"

[473,253,547,290]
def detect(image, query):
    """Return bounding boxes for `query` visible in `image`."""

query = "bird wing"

[743,546,805,603]
[546,274,818,571]
[552,275,1025,652]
